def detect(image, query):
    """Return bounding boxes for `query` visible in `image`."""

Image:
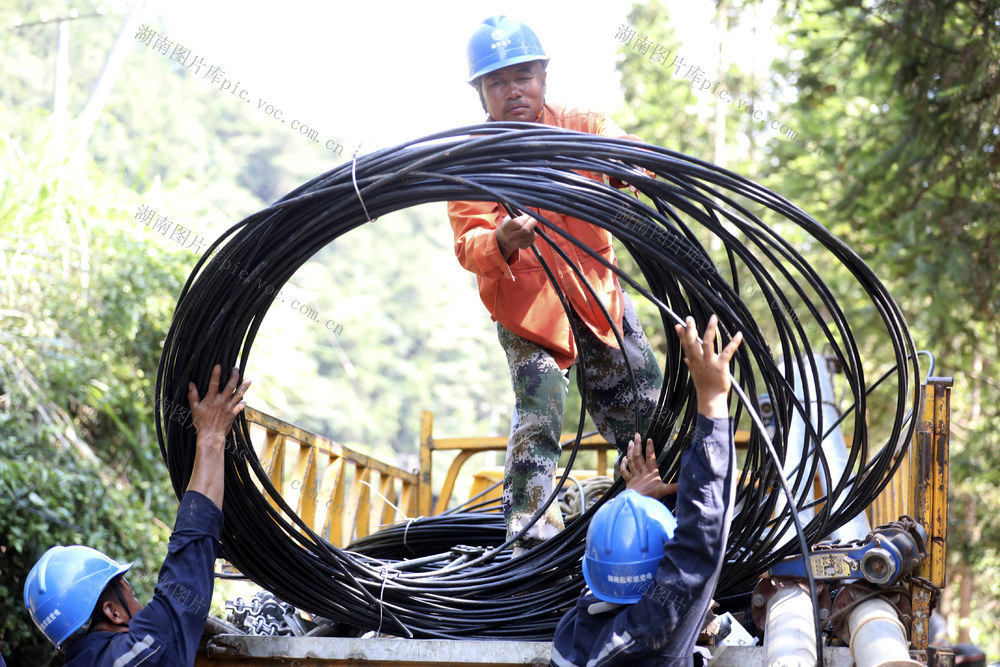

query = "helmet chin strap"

[105,580,134,628]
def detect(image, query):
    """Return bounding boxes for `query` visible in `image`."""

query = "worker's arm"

[108,491,225,666]
[613,315,741,659]
[591,112,655,191]
[552,317,741,666]
[76,367,252,666]
[447,200,523,279]
[592,113,640,143]
[186,365,251,510]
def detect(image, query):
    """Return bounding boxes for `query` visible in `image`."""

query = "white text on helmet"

[606,572,653,584]
[38,608,62,631]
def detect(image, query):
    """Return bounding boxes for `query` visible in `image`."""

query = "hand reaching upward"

[620,432,678,500]
[186,364,251,509]
[675,315,742,419]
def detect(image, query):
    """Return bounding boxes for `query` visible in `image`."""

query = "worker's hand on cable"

[495,213,537,260]
[620,183,641,198]
[621,432,677,500]
[188,364,252,445]
[675,314,743,419]
[620,168,646,197]
[608,161,652,197]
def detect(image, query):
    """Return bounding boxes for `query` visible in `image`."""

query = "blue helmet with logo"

[582,489,677,603]
[24,545,133,648]
[467,16,549,83]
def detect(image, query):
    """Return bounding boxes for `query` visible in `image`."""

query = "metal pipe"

[764,586,818,667]
[809,355,871,543]
[848,598,921,667]
[777,353,872,549]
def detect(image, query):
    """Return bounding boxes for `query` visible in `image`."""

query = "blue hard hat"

[467,16,549,83]
[24,545,133,649]
[582,489,677,603]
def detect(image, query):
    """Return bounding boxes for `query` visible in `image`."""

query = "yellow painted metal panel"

[928,379,950,588]
[258,430,286,513]
[243,408,418,548]
[321,458,345,546]
[908,378,953,650]
[297,446,318,531]
[377,474,398,530]
[436,451,476,515]
[419,411,434,517]
[351,465,373,540]
[399,479,416,519]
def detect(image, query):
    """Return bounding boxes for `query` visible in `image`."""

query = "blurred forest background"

[1,0,997,664]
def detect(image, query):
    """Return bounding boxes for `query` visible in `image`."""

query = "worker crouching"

[24,365,251,666]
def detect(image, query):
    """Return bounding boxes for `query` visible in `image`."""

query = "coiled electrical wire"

[347,513,506,563]
[154,123,920,643]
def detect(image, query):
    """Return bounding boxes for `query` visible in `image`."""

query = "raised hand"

[621,432,678,500]
[675,315,742,419]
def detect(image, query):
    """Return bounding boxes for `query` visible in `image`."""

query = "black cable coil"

[155,123,920,642]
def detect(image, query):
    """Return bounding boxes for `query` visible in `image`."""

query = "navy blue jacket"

[551,415,735,667]
[65,491,223,666]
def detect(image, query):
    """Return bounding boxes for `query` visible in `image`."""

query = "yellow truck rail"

[243,407,418,547]
[242,375,951,578]
[208,379,951,664]
[867,376,952,648]
[417,410,753,517]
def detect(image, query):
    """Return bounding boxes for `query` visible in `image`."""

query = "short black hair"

[87,575,125,629]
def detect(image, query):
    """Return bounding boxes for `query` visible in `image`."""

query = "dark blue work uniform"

[65,491,223,666]
[551,415,735,667]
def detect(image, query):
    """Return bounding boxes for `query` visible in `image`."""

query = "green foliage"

[615,1,710,158]
[0,109,184,662]
[766,0,1000,654]
[621,0,1000,653]
[769,0,1000,320]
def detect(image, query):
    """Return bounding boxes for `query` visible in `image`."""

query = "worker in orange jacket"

[449,16,664,552]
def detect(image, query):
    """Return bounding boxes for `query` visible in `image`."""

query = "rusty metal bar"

[909,377,952,649]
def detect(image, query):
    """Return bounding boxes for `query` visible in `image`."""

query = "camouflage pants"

[497,290,663,544]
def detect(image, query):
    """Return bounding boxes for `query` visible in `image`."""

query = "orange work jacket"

[447,103,643,369]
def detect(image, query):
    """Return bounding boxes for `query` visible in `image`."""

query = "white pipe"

[776,353,871,549]
[848,598,921,667]
[809,355,870,543]
[764,587,818,667]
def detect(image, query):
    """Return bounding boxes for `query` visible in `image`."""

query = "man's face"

[118,578,144,617]
[478,61,547,122]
